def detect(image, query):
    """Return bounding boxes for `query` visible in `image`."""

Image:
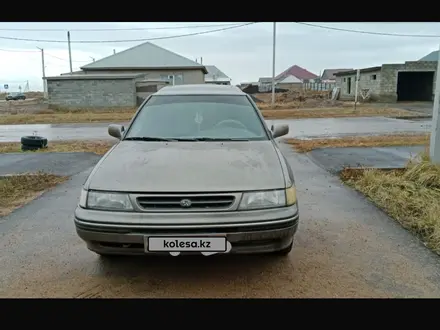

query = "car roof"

[154,84,245,96]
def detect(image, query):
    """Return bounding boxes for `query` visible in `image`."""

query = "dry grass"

[286,134,430,153]
[0,172,67,216]
[341,151,440,254]
[0,104,425,125]
[0,91,44,99]
[0,140,114,155]
[0,108,136,125]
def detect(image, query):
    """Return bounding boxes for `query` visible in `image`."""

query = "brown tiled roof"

[275,65,318,81]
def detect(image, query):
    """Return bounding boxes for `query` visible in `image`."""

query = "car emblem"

[180,199,192,208]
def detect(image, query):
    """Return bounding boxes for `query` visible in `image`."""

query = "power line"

[0,23,257,63]
[0,23,242,32]
[0,48,38,53]
[44,53,89,63]
[295,22,440,38]
[0,22,257,43]
[0,48,89,63]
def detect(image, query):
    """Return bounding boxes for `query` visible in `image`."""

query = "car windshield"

[8,93,18,96]
[124,95,269,141]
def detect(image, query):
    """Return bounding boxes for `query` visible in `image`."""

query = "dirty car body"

[74,84,299,256]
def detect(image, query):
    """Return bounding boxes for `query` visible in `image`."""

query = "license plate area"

[145,235,227,253]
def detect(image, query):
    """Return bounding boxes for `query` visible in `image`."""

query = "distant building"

[45,42,207,109]
[276,75,302,90]
[204,65,231,85]
[334,61,437,102]
[275,65,318,83]
[258,77,273,92]
[320,68,353,83]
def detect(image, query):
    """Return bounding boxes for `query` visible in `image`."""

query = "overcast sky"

[0,22,439,92]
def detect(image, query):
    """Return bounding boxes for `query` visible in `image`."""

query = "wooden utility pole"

[36,47,47,98]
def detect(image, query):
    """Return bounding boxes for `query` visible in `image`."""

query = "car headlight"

[80,190,133,211]
[239,186,297,210]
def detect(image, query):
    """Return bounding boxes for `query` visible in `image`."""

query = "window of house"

[343,78,346,82]
[371,74,377,80]
[159,74,184,85]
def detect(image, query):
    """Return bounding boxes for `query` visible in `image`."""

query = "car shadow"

[96,253,290,281]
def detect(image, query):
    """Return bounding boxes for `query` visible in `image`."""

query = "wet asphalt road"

[308,146,426,173]
[0,117,431,142]
[0,152,102,176]
[1,142,440,298]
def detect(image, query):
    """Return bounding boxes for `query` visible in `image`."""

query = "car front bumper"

[74,205,299,255]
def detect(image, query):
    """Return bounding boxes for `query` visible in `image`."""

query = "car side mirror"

[272,124,289,138]
[108,124,125,139]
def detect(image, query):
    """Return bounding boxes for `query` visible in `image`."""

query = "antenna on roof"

[195,58,198,63]
[201,57,203,65]
[113,49,116,55]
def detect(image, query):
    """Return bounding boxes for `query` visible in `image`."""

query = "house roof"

[258,77,272,83]
[419,50,439,61]
[205,65,231,82]
[45,73,145,81]
[278,75,302,83]
[80,42,208,73]
[321,69,353,80]
[275,65,318,81]
[333,66,382,76]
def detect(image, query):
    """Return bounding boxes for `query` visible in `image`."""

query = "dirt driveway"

[1,143,440,298]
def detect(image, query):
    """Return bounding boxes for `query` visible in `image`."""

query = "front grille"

[136,195,235,211]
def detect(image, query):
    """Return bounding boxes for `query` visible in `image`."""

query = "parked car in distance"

[74,84,299,257]
[5,92,26,101]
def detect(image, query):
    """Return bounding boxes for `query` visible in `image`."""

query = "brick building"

[334,61,438,102]
[45,42,207,109]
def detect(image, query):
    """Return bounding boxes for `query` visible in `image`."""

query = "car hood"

[87,141,286,192]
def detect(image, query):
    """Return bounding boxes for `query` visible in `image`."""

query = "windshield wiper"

[125,137,251,142]
[177,137,251,141]
[124,136,177,141]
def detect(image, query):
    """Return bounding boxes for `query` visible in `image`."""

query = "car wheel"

[273,242,293,256]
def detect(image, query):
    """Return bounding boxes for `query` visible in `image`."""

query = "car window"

[125,95,269,141]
